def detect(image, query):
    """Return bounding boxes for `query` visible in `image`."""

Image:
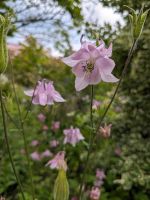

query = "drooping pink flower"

[41,150,53,158]
[24,79,65,106]
[42,125,49,131]
[46,151,67,171]
[62,40,118,91]
[51,121,60,131]
[100,123,112,138]
[30,151,41,161]
[90,187,101,200]
[30,140,39,147]
[50,140,59,148]
[63,126,84,146]
[37,113,46,122]
[96,169,106,180]
[92,99,101,110]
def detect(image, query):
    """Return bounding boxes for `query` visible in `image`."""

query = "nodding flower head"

[100,123,112,138]
[62,40,118,91]
[90,187,101,200]
[46,151,67,171]
[63,126,84,147]
[24,79,65,106]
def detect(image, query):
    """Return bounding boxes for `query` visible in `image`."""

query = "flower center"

[86,61,94,72]
[82,60,94,73]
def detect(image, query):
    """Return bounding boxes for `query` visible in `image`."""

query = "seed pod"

[0,13,11,74]
[53,170,69,200]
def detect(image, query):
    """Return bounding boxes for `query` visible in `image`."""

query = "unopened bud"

[0,13,12,74]
[53,169,69,200]
[125,5,149,40]
[99,123,112,138]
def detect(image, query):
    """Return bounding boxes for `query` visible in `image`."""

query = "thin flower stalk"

[9,58,35,200]
[78,39,138,200]
[78,85,94,198]
[0,89,25,200]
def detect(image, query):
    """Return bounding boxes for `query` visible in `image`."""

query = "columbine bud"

[0,13,11,74]
[53,169,69,200]
[126,5,149,40]
[99,123,112,138]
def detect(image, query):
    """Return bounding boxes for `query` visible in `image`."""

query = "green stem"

[9,59,35,200]
[95,40,137,134]
[3,101,20,129]
[78,85,94,199]
[0,89,25,200]
[78,39,138,199]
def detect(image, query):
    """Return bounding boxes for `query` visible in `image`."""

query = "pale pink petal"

[96,57,115,73]
[24,89,34,96]
[81,41,96,50]
[84,67,101,85]
[75,77,89,91]
[32,96,40,104]
[62,56,80,67]
[106,43,112,57]
[72,63,86,78]
[71,48,89,60]
[100,73,119,82]
[88,45,100,59]
[39,93,48,106]
[52,91,66,102]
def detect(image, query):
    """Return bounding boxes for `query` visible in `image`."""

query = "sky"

[7,1,124,57]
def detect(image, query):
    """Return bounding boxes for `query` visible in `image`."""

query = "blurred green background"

[0,0,150,199]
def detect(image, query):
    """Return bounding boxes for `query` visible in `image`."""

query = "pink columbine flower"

[100,123,112,138]
[90,187,101,200]
[62,40,118,91]
[24,79,65,106]
[63,126,84,146]
[30,140,39,147]
[92,99,101,110]
[50,140,59,148]
[51,121,60,131]
[46,151,67,171]
[41,150,53,158]
[30,151,41,161]
[96,169,106,180]
[37,113,46,122]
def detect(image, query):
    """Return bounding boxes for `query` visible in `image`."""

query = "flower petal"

[53,91,66,102]
[84,67,101,85]
[96,57,115,73]
[75,77,89,91]
[39,93,48,106]
[24,89,34,97]
[72,62,86,78]
[62,55,80,67]
[62,49,89,67]
[100,73,119,82]
[32,96,40,104]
